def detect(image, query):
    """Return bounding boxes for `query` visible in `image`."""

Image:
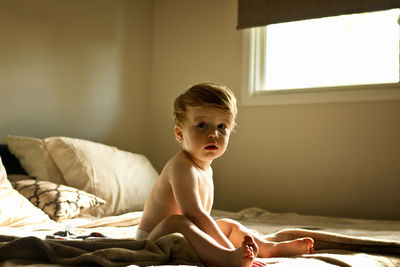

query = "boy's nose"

[208,129,218,139]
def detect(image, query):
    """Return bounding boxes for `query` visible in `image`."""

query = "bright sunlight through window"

[241,9,400,105]
[264,9,400,91]
[242,9,400,105]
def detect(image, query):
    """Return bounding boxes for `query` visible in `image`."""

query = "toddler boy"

[137,83,313,267]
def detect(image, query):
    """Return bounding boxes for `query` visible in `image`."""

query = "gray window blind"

[237,0,400,29]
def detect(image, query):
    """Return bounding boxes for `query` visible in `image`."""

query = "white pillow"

[3,136,66,185]
[0,156,51,227]
[44,137,158,216]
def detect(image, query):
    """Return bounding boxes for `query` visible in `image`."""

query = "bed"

[1,135,399,267]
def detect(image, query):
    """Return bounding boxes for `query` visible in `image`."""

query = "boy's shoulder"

[163,150,199,179]
[166,150,194,171]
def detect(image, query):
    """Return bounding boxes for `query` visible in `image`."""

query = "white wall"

[150,0,400,220]
[0,0,153,154]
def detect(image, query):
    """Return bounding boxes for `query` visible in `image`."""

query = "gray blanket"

[1,229,400,266]
[0,233,202,267]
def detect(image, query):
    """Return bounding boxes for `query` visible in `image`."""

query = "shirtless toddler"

[137,83,314,267]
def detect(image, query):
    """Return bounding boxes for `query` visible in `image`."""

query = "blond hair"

[173,83,238,128]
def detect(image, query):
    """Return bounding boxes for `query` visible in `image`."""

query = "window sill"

[240,83,400,106]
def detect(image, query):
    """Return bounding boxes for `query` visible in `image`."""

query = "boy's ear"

[174,125,183,143]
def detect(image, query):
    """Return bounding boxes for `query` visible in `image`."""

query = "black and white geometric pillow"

[12,179,105,221]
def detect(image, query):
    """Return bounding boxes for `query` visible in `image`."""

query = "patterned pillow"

[12,179,106,221]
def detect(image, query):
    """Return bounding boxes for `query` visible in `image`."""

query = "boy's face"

[175,106,232,168]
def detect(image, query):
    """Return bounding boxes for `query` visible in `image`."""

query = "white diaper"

[135,228,150,240]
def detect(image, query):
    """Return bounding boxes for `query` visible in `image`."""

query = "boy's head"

[173,83,238,129]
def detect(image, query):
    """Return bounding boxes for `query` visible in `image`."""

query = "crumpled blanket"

[0,233,202,267]
[1,228,400,267]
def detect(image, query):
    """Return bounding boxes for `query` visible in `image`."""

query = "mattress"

[0,207,399,266]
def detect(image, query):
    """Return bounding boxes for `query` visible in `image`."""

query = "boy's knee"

[217,218,239,228]
[162,214,192,228]
[217,218,243,232]
[218,218,236,224]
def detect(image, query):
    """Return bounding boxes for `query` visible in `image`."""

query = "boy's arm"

[170,163,234,249]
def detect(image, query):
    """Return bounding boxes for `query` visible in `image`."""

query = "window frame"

[241,26,400,106]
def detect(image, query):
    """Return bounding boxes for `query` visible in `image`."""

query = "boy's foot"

[259,237,314,258]
[226,235,258,267]
[243,235,259,257]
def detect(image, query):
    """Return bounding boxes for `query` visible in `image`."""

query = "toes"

[305,238,314,254]
[252,260,266,267]
[309,244,314,254]
[306,237,314,245]
[244,245,255,258]
[244,246,251,255]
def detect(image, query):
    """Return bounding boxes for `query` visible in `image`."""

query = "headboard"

[0,144,27,175]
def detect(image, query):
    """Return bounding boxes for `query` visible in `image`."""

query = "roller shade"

[237,0,400,29]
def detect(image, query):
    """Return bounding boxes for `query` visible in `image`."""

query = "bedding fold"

[1,227,400,267]
[0,233,202,267]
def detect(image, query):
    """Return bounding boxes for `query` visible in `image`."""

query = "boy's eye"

[218,124,227,130]
[198,122,207,128]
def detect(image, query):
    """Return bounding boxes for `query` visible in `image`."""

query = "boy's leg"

[216,218,314,258]
[147,215,258,267]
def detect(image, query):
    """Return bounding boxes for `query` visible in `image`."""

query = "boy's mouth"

[205,144,218,150]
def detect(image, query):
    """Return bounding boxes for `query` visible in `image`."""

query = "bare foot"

[242,237,266,267]
[225,235,258,267]
[243,235,259,257]
[259,237,314,258]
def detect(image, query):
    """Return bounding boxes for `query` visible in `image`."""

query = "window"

[241,9,400,106]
